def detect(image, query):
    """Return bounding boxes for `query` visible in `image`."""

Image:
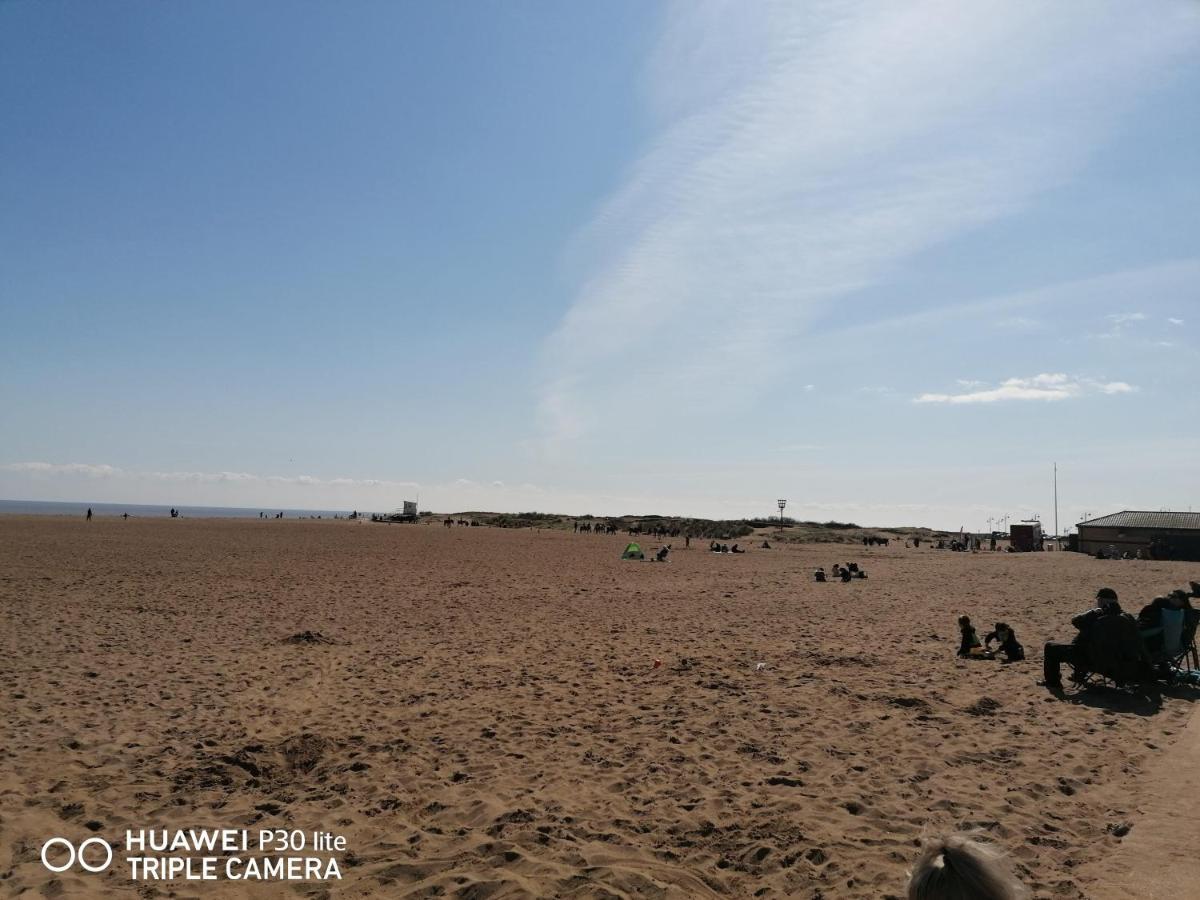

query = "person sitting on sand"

[907,833,1029,900]
[1042,587,1141,690]
[730,544,744,554]
[814,567,827,582]
[854,568,867,579]
[847,562,859,573]
[761,540,770,549]
[957,616,990,658]
[984,623,1024,661]
[831,563,842,577]
[655,545,671,562]
[839,567,853,582]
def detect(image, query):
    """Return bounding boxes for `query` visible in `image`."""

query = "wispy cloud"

[914,373,1136,405]
[537,1,1197,449]
[0,462,570,513]
[993,316,1042,332]
[1168,317,1185,325]
[0,462,122,478]
[1088,310,1152,340]
[0,461,416,489]
[1106,312,1147,326]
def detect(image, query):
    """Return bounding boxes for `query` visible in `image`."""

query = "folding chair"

[1140,608,1200,684]
[1069,613,1151,690]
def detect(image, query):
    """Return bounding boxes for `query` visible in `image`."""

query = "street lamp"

[777,499,787,532]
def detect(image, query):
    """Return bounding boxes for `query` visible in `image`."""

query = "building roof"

[1078,510,1200,531]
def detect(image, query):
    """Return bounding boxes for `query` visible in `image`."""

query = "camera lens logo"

[41,837,113,873]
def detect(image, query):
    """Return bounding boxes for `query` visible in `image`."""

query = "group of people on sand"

[957,617,1025,661]
[1040,582,1199,692]
[709,541,745,553]
[952,581,1200,691]
[813,562,867,582]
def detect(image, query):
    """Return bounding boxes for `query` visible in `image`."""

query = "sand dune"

[1,517,1196,898]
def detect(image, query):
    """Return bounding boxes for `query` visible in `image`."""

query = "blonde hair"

[907,834,1029,900]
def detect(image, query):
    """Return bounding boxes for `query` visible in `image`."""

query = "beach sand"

[2,516,1197,898]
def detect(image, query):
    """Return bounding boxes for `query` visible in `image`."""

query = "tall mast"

[1053,462,1059,541]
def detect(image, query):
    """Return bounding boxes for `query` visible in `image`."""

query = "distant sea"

[0,499,356,519]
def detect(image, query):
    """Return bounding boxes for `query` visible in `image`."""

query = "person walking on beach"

[86,507,92,521]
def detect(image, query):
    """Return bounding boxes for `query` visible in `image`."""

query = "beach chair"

[1070,614,1150,690]
[1139,608,1200,683]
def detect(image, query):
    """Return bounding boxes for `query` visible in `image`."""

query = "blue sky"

[2,0,1198,529]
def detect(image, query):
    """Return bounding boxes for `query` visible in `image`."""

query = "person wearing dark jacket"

[957,616,987,658]
[1138,589,1196,675]
[1042,587,1124,690]
[1137,589,1194,628]
[985,623,1025,661]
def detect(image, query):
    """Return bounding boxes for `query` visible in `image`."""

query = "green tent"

[621,542,644,560]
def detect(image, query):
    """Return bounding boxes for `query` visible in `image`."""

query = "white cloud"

[1,462,122,478]
[0,462,559,513]
[994,316,1042,331]
[1106,312,1147,325]
[1089,307,1194,342]
[538,1,1197,449]
[914,373,1136,404]
[0,461,421,490]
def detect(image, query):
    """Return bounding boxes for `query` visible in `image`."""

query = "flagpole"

[1053,462,1059,546]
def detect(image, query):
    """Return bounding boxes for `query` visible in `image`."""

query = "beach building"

[1076,510,1200,560]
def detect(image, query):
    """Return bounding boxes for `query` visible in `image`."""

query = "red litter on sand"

[653,659,662,669]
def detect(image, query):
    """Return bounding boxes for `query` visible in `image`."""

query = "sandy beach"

[2,516,1197,898]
